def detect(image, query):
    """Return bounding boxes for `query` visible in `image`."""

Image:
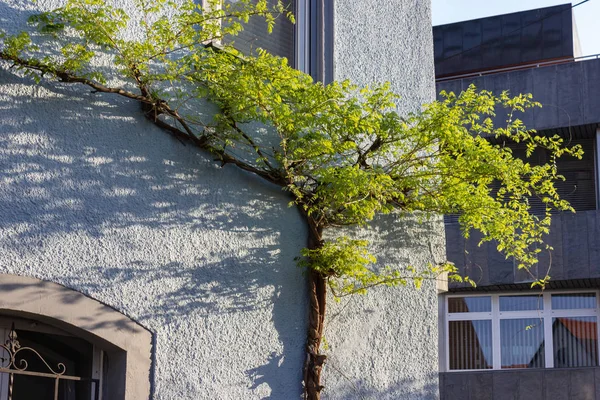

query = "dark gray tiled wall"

[446,210,600,288]
[436,58,600,133]
[441,368,598,400]
[434,4,574,78]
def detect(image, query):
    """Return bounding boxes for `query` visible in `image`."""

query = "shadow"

[0,3,442,397]
[0,57,308,397]
[0,75,280,242]
[329,212,447,277]
[0,278,144,334]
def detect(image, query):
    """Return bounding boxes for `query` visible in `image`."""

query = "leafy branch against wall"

[0,0,582,397]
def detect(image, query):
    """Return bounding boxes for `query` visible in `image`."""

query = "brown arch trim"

[0,274,151,400]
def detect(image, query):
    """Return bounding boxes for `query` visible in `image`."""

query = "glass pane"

[223,0,296,63]
[448,297,491,313]
[552,293,597,310]
[500,318,545,369]
[500,295,542,312]
[449,320,493,370]
[553,317,599,368]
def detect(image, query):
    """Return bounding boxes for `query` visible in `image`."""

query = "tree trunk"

[304,225,327,400]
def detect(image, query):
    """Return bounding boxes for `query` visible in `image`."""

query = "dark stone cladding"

[439,58,600,400]
[445,210,600,289]
[439,58,600,289]
[440,368,600,400]
[436,58,600,134]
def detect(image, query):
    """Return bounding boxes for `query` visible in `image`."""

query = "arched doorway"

[0,275,152,400]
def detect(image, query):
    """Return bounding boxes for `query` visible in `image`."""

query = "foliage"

[0,0,581,297]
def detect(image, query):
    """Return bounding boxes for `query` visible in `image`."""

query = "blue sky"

[432,0,600,57]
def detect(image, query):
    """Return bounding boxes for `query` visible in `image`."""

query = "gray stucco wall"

[322,214,445,399]
[0,70,309,398]
[0,0,438,398]
[325,1,441,399]
[334,0,436,115]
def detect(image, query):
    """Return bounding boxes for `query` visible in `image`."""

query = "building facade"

[0,0,439,399]
[435,4,600,399]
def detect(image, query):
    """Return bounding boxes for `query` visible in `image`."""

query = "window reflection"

[499,295,542,312]
[449,320,493,370]
[500,318,545,368]
[552,293,597,310]
[448,297,491,313]
[446,292,600,371]
[553,317,598,368]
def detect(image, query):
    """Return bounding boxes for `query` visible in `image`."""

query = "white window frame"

[442,290,600,372]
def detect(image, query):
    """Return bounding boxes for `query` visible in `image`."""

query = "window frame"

[0,274,152,400]
[0,316,104,400]
[442,290,600,372]
[204,0,301,68]
[201,0,333,81]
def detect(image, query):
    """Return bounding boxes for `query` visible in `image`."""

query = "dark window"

[223,0,296,65]
[11,330,97,400]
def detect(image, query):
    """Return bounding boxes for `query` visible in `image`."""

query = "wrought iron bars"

[0,323,97,400]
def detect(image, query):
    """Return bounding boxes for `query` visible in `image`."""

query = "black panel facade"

[434,4,574,78]
[438,59,600,288]
[445,210,600,289]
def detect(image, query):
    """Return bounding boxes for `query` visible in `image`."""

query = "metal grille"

[0,325,98,400]
[444,138,596,224]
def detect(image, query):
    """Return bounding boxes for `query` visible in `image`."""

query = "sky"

[432,0,600,57]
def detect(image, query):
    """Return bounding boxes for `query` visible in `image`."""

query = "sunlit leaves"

[0,0,579,298]
[300,236,465,298]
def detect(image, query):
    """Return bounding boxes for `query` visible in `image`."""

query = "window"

[0,317,103,400]
[222,0,296,64]
[443,291,599,371]
[443,138,597,225]
[0,274,152,400]
[506,139,596,214]
[209,0,333,82]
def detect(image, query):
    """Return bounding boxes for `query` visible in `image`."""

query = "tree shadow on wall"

[0,74,286,241]
[0,4,444,395]
[0,66,308,398]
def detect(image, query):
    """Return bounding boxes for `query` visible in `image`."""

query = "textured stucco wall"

[325,1,440,399]
[334,0,436,115]
[0,0,437,398]
[0,71,309,398]
[322,214,444,399]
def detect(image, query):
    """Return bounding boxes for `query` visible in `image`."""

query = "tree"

[0,0,582,398]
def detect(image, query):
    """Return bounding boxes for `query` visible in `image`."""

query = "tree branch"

[0,51,288,188]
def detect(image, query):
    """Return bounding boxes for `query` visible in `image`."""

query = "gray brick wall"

[224,0,296,64]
